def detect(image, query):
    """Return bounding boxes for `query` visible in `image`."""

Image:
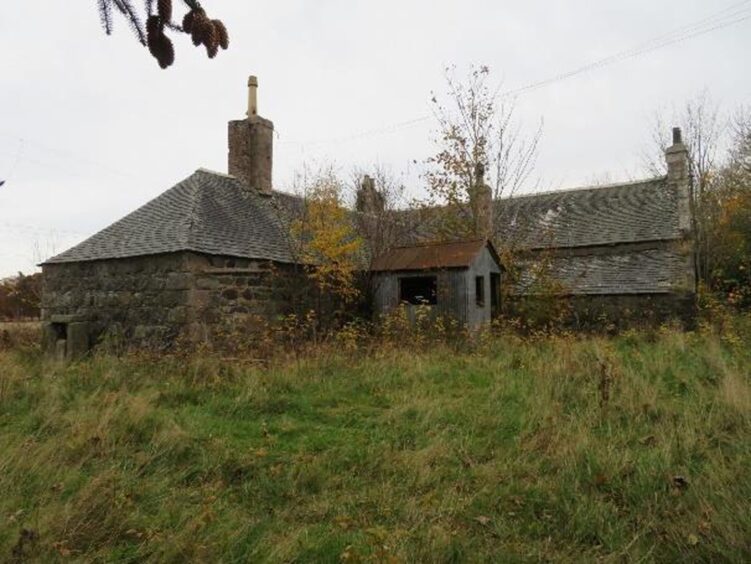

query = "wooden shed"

[370,239,503,328]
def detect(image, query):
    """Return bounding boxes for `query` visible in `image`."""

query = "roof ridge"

[195,167,237,179]
[193,167,304,201]
[390,238,487,250]
[183,173,203,249]
[500,175,667,202]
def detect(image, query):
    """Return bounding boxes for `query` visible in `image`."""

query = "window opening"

[399,276,437,305]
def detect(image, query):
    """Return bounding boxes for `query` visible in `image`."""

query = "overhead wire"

[0,131,144,181]
[280,1,751,148]
[494,0,751,99]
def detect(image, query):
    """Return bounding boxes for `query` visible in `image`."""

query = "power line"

[1,139,25,184]
[495,1,751,99]
[278,114,433,148]
[280,1,751,148]
[0,221,88,238]
[0,131,143,181]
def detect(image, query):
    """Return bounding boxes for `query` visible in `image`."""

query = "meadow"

[0,319,750,562]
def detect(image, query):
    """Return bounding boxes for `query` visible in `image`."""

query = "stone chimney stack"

[666,127,690,186]
[228,75,273,194]
[665,126,693,235]
[471,163,494,238]
[356,175,385,215]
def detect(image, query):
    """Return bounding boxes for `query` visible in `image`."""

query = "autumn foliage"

[292,171,363,302]
[0,273,41,321]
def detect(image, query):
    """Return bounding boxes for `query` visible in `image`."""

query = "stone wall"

[42,253,194,356]
[504,292,697,332]
[42,252,310,356]
[182,253,308,343]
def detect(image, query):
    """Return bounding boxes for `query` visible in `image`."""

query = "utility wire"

[281,1,751,148]
[0,221,88,238]
[0,139,25,185]
[494,1,751,99]
[0,131,143,181]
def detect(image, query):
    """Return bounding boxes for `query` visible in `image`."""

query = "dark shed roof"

[44,169,302,265]
[371,239,500,272]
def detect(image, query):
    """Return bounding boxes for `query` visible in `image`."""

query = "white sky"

[1,1,750,277]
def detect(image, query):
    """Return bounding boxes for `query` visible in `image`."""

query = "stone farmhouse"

[41,77,696,358]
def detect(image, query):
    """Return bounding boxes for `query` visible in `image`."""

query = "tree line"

[0,273,41,321]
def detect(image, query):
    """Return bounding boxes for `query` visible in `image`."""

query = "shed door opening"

[399,276,437,305]
[475,276,485,307]
[490,273,501,318]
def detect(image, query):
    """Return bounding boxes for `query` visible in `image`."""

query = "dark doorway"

[490,273,501,319]
[475,276,485,307]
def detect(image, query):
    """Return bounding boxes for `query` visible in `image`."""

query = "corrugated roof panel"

[371,239,491,272]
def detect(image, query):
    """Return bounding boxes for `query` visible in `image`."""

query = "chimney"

[356,174,387,255]
[665,126,694,237]
[470,163,493,238]
[665,127,689,186]
[356,175,385,215]
[228,75,273,194]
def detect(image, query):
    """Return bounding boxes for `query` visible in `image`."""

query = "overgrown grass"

[0,322,40,352]
[1,321,750,562]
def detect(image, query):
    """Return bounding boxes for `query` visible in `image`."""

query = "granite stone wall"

[181,253,308,343]
[41,251,309,357]
[42,253,192,356]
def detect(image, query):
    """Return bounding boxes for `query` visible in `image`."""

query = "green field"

[1,321,750,562]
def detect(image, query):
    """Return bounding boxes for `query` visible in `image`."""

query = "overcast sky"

[1,1,749,277]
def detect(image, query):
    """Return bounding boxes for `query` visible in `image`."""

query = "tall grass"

[1,320,750,562]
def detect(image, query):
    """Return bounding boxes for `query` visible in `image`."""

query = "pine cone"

[205,21,219,49]
[182,10,195,33]
[191,15,210,46]
[146,15,162,38]
[212,20,229,50]
[157,0,172,23]
[155,35,175,69]
[146,21,175,69]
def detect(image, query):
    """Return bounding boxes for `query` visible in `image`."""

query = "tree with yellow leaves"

[291,168,364,314]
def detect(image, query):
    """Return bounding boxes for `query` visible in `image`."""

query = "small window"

[475,276,485,307]
[400,276,437,305]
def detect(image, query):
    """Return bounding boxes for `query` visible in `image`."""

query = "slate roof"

[489,176,695,295]
[495,177,680,250]
[44,169,301,265]
[45,168,693,296]
[371,239,500,272]
[513,248,692,295]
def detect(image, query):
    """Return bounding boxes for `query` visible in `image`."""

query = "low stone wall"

[504,292,697,331]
